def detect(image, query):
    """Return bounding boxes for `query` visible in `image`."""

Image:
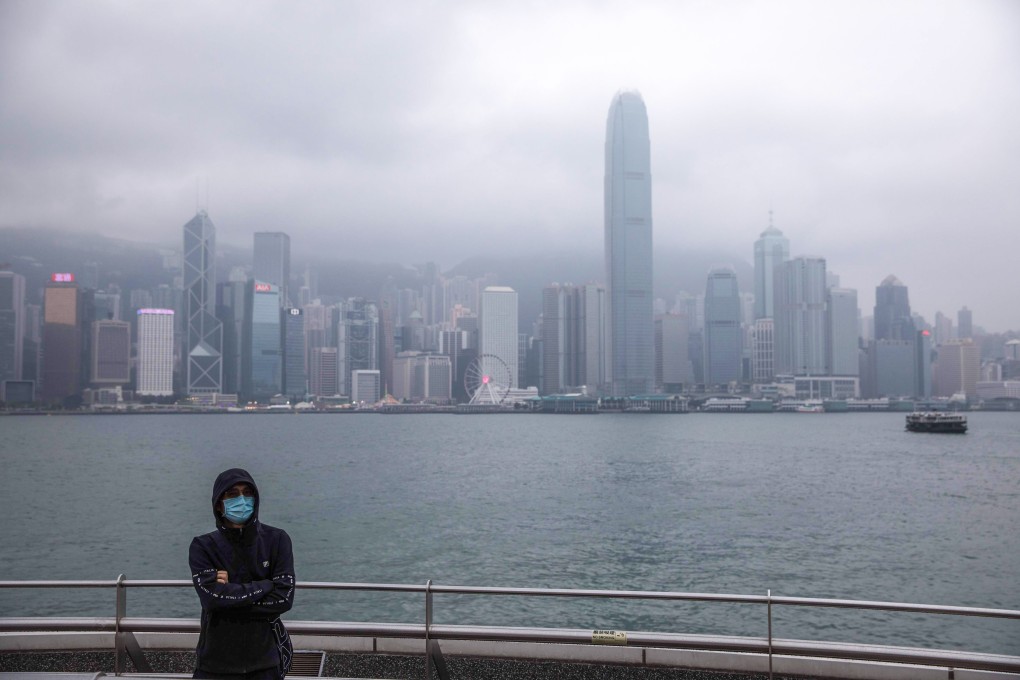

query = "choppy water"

[1,412,1018,655]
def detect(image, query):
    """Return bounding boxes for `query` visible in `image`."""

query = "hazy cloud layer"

[1,1,1018,330]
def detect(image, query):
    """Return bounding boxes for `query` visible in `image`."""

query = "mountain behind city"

[0,226,753,327]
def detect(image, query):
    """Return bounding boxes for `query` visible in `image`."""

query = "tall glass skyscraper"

[243,281,282,401]
[480,286,519,388]
[183,211,223,394]
[753,214,789,320]
[605,90,653,396]
[137,309,174,396]
[703,268,743,386]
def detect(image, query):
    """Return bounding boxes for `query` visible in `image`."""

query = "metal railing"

[1,578,1019,678]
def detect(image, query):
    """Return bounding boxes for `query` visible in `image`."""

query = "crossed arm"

[189,532,295,614]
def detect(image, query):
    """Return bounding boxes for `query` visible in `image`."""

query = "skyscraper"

[874,275,914,341]
[183,211,223,394]
[703,269,743,386]
[253,232,291,306]
[753,214,789,320]
[480,286,518,388]
[91,319,131,386]
[282,308,307,400]
[136,309,174,396]
[337,298,378,397]
[242,281,282,401]
[605,90,653,396]
[774,257,828,376]
[0,271,26,384]
[826,288,859,376]
[41,274,82,403]
[957,306,973,340]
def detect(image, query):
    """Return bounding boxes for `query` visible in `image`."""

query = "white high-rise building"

[137,309,174,396]
[480,286,518,388]
[605,90,654,396]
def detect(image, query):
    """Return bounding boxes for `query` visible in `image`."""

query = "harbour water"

[1,412,1018,655]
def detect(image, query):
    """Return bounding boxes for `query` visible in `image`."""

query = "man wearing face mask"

[189,468,295,679]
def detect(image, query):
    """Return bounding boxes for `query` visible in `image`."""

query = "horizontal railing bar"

[770,595,1020,619]
[4,618,1018,673]
[0,581,120,588]
[2,580,1018,620]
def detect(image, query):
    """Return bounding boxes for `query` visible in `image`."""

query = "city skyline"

[1,2,1018,331]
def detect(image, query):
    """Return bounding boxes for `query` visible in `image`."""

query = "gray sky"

[1,0,1018,331]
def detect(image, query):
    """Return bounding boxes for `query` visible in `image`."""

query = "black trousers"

[193,667,282,680]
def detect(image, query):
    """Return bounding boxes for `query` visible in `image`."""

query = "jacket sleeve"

[190,536,274,610]
[250,530,295,615]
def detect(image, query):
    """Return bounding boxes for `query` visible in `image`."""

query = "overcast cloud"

[1,0,1018,330]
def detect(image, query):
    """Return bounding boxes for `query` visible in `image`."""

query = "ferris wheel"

[464,354,512,405]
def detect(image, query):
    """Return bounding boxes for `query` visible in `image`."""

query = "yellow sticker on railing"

[591,629,628,645]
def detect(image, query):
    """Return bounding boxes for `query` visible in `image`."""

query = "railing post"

[767,588,773,680]
[424,579,432,680]
[115,574,126,676]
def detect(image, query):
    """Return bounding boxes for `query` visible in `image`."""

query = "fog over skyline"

[1,1,1018,331]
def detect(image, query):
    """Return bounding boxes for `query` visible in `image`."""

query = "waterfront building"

[827,287,859,376]
[934,339,980,398]
[1006,339,1020,361]
[253,232,291,306]
[916,329,933,399]
[90,319,130,386]
[753,214,789,320]
[392,351,453,403]
[582,284,609,392]
[182,211,223,395]
[351,369,381,405]
[0,271,25,384]
[957,306,973,340]
[976,380,1020,401]
[541,284,582,394]
[40,274,82,403]
[480,286,518,388]
[136,309,174,396]
[774,257,828,376]
[378,282,397,395]
[794,375,859,399]
[703,269,742,387]
[309,346,338,397]
[605,90,654,396]
[243,281,282,402]
[337,298,378,397]
[283,308,307,400]
[750,318,775,383]
[655,313,690,392]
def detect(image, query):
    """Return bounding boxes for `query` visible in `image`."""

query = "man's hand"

[216,570,228,584]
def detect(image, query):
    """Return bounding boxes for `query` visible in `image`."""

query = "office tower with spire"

[605,90,654,396]
[703,268,743,386]
[753,213,789,320]
[183,211,223,395]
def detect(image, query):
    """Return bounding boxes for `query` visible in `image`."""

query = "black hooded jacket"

[189,468,295,676]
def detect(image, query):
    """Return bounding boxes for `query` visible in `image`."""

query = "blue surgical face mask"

[222,495,254,524]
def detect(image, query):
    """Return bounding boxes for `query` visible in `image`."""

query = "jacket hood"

[211,468,260,526]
